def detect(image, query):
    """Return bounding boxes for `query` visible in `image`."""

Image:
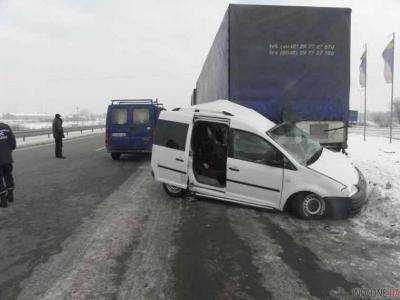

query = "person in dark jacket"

[52,114,66,159]
[0,122,16,207]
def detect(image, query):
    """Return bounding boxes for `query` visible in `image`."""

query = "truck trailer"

[192,4,351,150]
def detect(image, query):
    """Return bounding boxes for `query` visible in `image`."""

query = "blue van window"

[154,119,188,151]
[112,108,127,125]
[132,108,149,124]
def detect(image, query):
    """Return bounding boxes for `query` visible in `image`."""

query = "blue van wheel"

[111,153,121,160]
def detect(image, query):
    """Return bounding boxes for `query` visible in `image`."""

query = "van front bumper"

[324,168,367,219]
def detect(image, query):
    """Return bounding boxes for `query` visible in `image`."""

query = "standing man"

[52,114,66,159]
[0,121,16,208]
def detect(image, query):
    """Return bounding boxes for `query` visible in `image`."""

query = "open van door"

[189,114,230,190]
[152,113,192,189]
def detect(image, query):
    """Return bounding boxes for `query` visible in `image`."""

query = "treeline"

[358,99,400,127]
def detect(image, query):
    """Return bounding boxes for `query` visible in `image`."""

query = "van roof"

[109,99,164,109]
[165,99,276,133]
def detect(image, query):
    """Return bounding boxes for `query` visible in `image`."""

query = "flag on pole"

[359,49,367,87]
[382,39,394,83]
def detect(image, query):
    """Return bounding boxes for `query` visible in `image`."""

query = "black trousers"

[0,164,14,195]
[55,137,63,157]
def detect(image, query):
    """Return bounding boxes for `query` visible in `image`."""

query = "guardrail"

[15,125,105,141]
[349,125,400,140]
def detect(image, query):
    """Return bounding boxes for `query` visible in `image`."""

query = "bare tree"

[372,112,390,127]
[393,98,400,124]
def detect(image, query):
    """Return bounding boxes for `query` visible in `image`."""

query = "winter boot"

[0,193,8,208]
[7,190,14,202]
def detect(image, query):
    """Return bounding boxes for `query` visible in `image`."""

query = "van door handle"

[229,167,239,172]
[175,158,184,162]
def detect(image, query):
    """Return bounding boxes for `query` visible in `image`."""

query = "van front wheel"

[294,193,326,219]
[111,153,121,160]
[163,183,185,197]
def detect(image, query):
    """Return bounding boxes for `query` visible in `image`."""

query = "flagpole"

[390,32,395,143]
[364,44,367,141]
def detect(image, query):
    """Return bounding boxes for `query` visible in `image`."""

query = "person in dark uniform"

[52,114,66,159]
[0,122,16,207]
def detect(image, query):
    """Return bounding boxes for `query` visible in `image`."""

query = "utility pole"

[363,44,367,141]
[390,32,395,143]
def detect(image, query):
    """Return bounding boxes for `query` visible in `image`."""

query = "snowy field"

[350,125,400,140]
[347,133,400,244]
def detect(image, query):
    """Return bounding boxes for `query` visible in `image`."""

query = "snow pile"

[347,133,400,243]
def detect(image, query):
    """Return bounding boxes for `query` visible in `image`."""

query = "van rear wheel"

[294,193,326,220]
[163,183,185,197]
[111,153,121,160]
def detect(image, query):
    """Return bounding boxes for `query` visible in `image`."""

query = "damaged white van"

[151,100,367,219]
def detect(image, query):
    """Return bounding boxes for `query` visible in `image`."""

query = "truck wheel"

[294,193,326,219]
[111,153,121,160]
[163,183,186,197]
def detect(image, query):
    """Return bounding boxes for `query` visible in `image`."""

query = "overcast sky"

[0,0,399,114]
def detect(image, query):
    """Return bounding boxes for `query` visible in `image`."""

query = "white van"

[151,100,366,219]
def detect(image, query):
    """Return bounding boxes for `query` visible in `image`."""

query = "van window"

[111,108,127,125]
[154,119,188,151]
[133,108,150,124]
[230,129,282,167]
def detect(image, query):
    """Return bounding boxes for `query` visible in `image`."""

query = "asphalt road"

[0,134,146,299]
[0,134,399,299]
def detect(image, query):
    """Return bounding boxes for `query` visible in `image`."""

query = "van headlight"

[341,185,358,196]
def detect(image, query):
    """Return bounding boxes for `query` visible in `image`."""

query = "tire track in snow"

[227,208,312,299]
[18,165,182,299]
[171,199,272,299]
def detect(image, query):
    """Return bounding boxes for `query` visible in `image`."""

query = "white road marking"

[95,146,106,152]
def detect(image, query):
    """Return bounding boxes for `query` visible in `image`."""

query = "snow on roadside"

[16,128,105,148]
[6,120,105,130]
[347,133,400,244]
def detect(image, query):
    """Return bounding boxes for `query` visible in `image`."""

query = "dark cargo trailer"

[193,4,351,150]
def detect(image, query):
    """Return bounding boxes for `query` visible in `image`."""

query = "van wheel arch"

[283,191,310,212]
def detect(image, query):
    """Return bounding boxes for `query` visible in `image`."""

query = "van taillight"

[105,131,109,146]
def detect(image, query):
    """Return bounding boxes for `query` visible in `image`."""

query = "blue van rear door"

[129,106,154,149]
[109,106,130,148]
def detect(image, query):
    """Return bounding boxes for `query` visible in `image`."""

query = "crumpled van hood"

[308,148,358,187]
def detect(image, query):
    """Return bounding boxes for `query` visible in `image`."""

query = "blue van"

[105,99,164,160]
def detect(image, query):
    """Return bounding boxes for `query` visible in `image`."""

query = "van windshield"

[268,123,322,166]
